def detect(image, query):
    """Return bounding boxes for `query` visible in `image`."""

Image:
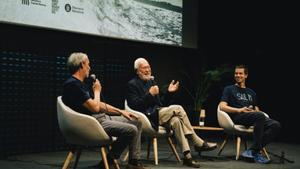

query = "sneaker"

[253,152,271,164]
[182,158,201,168]
[241,149,254,159]
[194,141,217,152]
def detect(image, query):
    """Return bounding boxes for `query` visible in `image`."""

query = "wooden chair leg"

[262,148,270,160]
[72,149,82,169]
[153,137,158,165]
[147,138,151,159]
[62,151,74,169]
[167,137,181,162]
[236,136,241,160]
[113,159,121,169]
[217,135,228,156]
[100,147,109,169]
[121,148,129,162]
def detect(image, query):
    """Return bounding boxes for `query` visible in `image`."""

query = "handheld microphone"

[149,76,154,81]
[149,76,156,85]
[90,74,96,82]
[149,76,162,105]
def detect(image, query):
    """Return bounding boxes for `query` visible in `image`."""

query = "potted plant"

[180,64,231,125]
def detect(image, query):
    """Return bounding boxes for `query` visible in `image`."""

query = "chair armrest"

[217,106,235,131]
[57,96,111,146]
[124,100,158,136]
[261,111,269,118]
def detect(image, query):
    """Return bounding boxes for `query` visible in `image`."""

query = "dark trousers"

[233,112,281,151]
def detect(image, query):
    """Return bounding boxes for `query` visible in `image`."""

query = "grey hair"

[67,52,88,74]
[134,58,148,70]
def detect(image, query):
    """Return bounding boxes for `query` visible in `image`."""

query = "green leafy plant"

[181,64,231,111]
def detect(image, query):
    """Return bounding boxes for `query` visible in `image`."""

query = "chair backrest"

[217,105,253,134]
[57,96,111,146]
[124,100,162,136]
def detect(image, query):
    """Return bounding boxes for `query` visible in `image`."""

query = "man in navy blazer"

[126,58,217,168]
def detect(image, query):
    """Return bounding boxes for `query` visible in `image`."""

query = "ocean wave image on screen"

[92,0,182,45]
[0,0,182,46]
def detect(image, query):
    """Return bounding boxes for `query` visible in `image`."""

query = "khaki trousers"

[159,105,194,153]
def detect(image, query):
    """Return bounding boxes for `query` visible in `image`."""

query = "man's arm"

[82,79,138,120]
[83,79,101,113]
[83,99,124,117]
[99,102,138,120]
[127,81,156,110]
[254,106,260,111]
[219,101,254,114]
[84,99,138,120]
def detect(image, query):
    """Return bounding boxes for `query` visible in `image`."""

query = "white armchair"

[217,105,270,160]
[124,100,181,165]
[57,96,119,169]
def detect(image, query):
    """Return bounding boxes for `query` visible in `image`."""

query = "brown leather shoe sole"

[195,141,217,152]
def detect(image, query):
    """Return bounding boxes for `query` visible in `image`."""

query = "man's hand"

[119,110,139,121]
[93,79,102,93]
[149,85,159,96]
[239,107,256,113]
[168,80,179,93]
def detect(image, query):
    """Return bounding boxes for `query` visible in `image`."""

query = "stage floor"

[0,139,298,169]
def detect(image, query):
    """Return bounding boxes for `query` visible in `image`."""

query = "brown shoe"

[183,158,200,168]
[195,141,217,152]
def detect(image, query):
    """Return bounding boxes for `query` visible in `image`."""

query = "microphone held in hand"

[90,74,96,82]
[149,75,162,105]
[89,74,109,112]
[149,76,156,85]
[149,76,154,81]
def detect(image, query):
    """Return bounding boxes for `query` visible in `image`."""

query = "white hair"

[134,58,148,70]
[67,52,88,74]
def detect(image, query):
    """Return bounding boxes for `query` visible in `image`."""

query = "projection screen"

[0,0,183,46]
